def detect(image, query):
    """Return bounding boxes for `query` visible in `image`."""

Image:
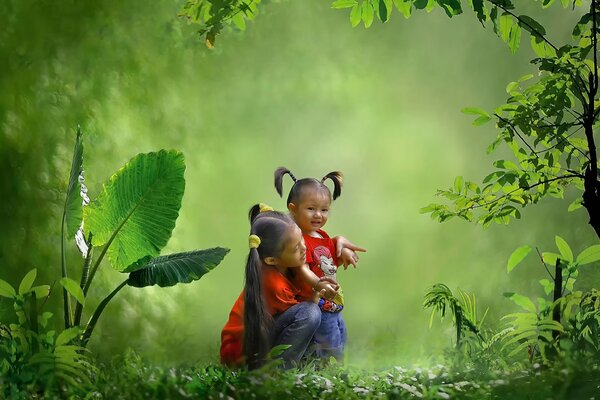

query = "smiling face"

[289,188,332,236]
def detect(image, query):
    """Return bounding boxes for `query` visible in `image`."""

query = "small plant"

[502,236,600,362]
[424,283,488,348]
[0,269,93,396]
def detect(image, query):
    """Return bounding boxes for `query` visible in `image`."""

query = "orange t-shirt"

[220,266,300,366]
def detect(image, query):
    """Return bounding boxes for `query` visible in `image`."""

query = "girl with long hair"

[220,204,337,369]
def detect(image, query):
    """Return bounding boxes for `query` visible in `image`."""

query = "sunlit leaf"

[350,4,362,26]
[60,278,85,306]
[499,12,513,43]
[332,0,358,8]
[0,279,16,298]
[576,244,600,265]
[56,327,82,346]
[542,252,560,265]
[232,13,246,31]
[31,285,51,299]
[473,115,492,126]
[507,245,531,273]
[504,292,537,313]
[453,176,463,192]
[568,197,583,212]
[461,107,489,116]
[362,1,375,27]
[18,269,37,295]
[84,151,186,272]
[393,0,411,18]
[555,235,573,263]
[508,23,521,54]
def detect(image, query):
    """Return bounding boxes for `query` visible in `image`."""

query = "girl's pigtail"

[322,171,343,200]
[243,246,271,369]
[248,204,262,224]
[274,167,297,197]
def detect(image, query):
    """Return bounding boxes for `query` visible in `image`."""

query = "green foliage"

[0,128,230,362]
[179,0,262,47]
[419,1,600,233]
[63,126,85,240]
[128,248,230,288]
[424,284,486,347]
[13,349,598,399]
[69,132,229,344]
[499,237,600,363]
[0,270,93,396]
[506,245,532,272]
[84,150,186,272]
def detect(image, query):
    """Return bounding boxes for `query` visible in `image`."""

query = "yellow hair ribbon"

[259,203,274,213]
[249,234,261,249]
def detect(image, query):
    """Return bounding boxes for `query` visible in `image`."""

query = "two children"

[220,169,364,368]
[220,204,338,369]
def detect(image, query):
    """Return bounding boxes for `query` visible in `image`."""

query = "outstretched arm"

[332,236,367,269]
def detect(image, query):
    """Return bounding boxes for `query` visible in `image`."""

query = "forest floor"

[6,351,599,400]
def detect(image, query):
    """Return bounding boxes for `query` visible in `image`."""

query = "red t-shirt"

[294,229,338,302]
[220,266,300,366]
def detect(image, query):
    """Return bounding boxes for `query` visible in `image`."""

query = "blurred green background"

[1,0,597,368]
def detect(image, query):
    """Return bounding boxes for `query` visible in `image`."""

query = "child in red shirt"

[274,168,366,361]
[220,204,337,369]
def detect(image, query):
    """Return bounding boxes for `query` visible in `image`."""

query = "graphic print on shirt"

[313,245,336,278]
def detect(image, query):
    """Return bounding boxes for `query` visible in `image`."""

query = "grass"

[6,349,600,399]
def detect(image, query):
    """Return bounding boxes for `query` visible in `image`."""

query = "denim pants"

[313,312,347,361]
[272,302,321,368]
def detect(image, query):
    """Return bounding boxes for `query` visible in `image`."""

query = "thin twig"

[535,247,555,280]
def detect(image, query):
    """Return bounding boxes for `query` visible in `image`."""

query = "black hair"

[243,204,295,369]
[274,167,343,205]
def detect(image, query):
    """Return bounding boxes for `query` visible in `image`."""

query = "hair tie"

[289,171,297,183]
[259,203,273,213]
[249,234,261,249]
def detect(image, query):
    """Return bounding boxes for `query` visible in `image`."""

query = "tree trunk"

[552,258,563,343]
[583,166,600,239]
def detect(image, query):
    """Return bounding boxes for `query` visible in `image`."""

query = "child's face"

[273,224,307,268]
[289,190,331,235]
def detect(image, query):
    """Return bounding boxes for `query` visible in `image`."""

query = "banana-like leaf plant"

[58,128,229,346]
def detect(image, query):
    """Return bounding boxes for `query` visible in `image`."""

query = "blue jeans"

[272,302,321,368]
[313,312,347,361]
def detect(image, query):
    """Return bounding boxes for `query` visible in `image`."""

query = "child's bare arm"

[332,236,367,258]
[296,265,339,299]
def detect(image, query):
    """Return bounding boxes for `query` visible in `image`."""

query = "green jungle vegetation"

[2,0,600,398]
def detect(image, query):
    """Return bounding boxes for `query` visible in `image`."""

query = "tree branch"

[469,173,584,210]
[495,114,539,156]
[535,247,555,281]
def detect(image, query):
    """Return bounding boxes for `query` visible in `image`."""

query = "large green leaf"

[128,247,229,287]
[84,150,186,272]
[64,127,85,239]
